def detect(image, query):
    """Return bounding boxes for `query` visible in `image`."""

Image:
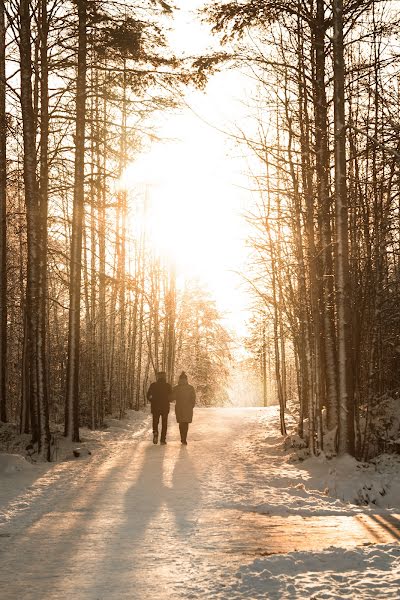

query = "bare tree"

[332,0,355,454]
[65,0,87,442]
[0,0,7,423]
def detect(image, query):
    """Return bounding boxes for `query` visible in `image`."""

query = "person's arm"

[146,383,153,401]
[191,386,196,407]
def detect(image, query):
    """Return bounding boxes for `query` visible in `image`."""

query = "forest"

[206,0,400,460]
[1,0,400,464]
[0,0,231,460]
[2,3,400,598]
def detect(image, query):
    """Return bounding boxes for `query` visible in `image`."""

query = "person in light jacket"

[172,371,196,445]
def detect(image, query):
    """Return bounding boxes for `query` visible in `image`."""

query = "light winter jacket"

[172,382,196,423]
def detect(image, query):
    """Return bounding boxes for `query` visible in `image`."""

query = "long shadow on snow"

[0,444,144,599]
[90,441,202,596]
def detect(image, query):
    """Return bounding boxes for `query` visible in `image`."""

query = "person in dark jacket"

[171,371,196,445]
[146,371,172,445]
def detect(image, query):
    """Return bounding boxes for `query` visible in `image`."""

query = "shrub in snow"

[284,433,307,451]
[355,481,386,506]
[284,433,309,461]
[0,422,33,460]
[72,447,91,458]
[365,393,400,457]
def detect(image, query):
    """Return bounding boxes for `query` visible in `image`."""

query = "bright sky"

[125,1,256,339]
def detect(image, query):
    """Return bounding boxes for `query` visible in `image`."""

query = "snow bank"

[0,409,151,464]
[0,422,32,459]
[47,409,150,461]
[207,543,400,599]
[216,407,400,518]
[0,410,151,524]
[0,453,33,475]
[298,452,400,509]
[282,409,400,510]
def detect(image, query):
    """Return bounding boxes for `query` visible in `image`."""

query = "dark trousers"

[153,411,168,442]
[179,423,189,443]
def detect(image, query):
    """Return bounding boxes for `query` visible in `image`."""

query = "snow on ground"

[0,453,33,475]
[296,451,400,509]
[205,543,400,599]
[215,409,400,519]
[0,409,150,521]
[0,406,399,599]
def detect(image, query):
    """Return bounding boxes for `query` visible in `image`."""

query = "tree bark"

[65,0,87,442]
[20,0,40,443]
[0,0,7,422]
[37,0,51,458]
[166,262,176,386]
[332,0,355,455]
[313,0,338,432]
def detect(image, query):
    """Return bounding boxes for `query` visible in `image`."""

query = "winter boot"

[160,440,167,445]
[153,432,158,445]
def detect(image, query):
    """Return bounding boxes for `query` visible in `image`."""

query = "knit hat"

[156,371,167,380]
[178,371,188,382]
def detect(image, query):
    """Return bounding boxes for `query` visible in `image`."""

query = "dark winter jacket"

[172,383,196,423]
[146,380,172,415]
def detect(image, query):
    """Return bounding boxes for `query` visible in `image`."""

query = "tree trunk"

[65,0,87,442]
[20,0,40,444]
[313,0,338,432]
[135,223,146,410]
[37,0,51,458]
[262,325,267,407]
[117,58,128,418]
[332,0,355,455]
[166,262,176,386]
[97,73,107,425]
[293,31,319,452]
[265,153,286,435]
[0,0,7,422]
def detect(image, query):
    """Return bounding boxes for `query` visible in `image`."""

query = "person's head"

[178,371,188,384]
[156,371,167,382]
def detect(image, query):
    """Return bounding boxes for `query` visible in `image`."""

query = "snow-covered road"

[0,407,399,599]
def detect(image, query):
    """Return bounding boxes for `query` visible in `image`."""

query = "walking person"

[146,371,172,445]
[172,371,196,445]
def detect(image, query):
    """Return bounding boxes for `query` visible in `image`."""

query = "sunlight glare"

[120,138,244,283]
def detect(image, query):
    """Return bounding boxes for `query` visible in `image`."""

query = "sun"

[119,140,237,278]
[117,117,252,338]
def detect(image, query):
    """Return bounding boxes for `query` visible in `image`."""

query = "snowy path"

[0,407,399,599]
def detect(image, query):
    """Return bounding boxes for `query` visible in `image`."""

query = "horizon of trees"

[205,0,400,459]
[3,0,400,464]
[0,0,232,460]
